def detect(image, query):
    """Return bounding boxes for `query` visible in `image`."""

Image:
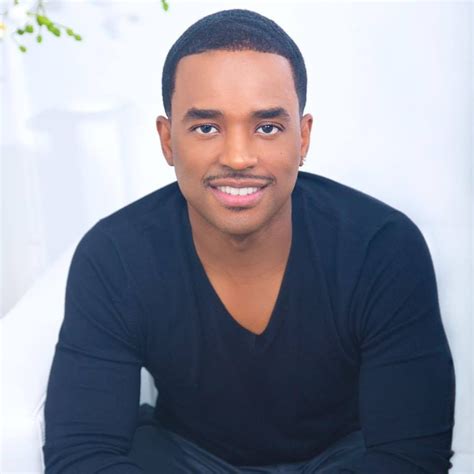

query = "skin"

[156,50,312,309]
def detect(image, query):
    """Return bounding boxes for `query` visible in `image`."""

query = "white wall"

[1,1,472,471]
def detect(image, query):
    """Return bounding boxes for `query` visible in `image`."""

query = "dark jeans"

[128,404,366,473]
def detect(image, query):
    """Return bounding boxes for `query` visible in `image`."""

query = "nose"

[218,129,258,170]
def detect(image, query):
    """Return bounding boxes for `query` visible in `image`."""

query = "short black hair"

[162,9,307,117]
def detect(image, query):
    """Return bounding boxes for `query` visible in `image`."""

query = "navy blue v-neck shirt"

[44,172,455,473]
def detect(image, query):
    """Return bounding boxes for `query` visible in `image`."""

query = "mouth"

[208,184,268,208]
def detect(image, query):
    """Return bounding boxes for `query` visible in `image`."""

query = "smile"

[216,186,260,196]
[209,185,267,208]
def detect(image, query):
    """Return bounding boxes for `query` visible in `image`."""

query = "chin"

[217,222,260,238]
[189,198,287,238]
[210,214,265,238]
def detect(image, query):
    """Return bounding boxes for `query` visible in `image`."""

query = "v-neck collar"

[181,186,302,354]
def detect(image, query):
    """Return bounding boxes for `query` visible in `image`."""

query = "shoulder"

[73,181,184,270]
[296,171,398,228]
[294,171,432,292]
[294,171,418,243]
[98,181,183,237]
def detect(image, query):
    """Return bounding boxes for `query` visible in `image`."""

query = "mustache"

[204,173,274,185]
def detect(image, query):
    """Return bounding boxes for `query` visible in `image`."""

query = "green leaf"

[17,29,25,35]
[53,28,60,37]
[37,34,43,43]
[161,0,169,11]
[19,45,27,53]
[66,28,74,36]
[74,34,82,41]
[25,24,34,33]
[37,15,52,27]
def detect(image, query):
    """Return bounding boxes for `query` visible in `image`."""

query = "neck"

[188,202,292,281]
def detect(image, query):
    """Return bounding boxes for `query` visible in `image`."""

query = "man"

[43,9,455,473]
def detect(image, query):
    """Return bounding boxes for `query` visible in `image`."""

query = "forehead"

[172,50,299,117]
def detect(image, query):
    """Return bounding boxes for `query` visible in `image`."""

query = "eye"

[192,124,218,135]
[256,124,282,135]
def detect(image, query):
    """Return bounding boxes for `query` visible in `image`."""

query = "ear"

[156,115,174,166]
[299,113,313,164]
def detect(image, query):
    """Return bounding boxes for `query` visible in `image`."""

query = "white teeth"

[217,186,259,196]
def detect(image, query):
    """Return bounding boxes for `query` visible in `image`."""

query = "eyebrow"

[182,108,223,122]
[251,107,291,120]
[181,106,291,123]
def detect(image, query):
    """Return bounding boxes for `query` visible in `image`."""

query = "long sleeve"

[43,222,145,473]
[335,212,456,474]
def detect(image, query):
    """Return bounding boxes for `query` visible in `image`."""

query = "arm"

[335,212,455,473]
[43,223,145,473]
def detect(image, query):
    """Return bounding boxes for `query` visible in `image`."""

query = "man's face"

[157,49,312,238]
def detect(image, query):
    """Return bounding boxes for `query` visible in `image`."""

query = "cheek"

[172,136,216,175]
[259,131,301,162]
[266,143,301,175]
[171,147,201,182]
[171,154,210,206]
